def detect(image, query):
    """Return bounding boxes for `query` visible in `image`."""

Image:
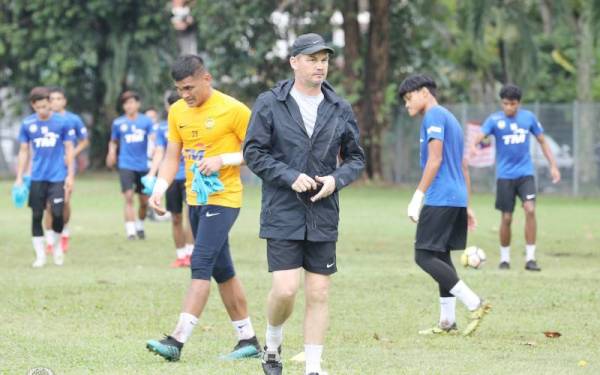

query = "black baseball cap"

[291,33,334,56]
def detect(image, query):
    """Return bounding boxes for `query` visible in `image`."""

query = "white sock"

[32,237,46,259]
[53,231,63,254]
[61,226,70,237]
[265,324,283,351]
[52,231,64,265]
[526,244,536,261]
[500,246,510,263]
[176,247,187,259]
[439,297,456,327]
[171,312,198,343]
[450,280,481,311]
[185,243,194,256]
[45,230,55,247]
[305,344,323,374]
[135,220,144,231]
[232,317,256,341]
[125,221,136,236]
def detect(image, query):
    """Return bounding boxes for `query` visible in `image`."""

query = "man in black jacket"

[244,33,365,375]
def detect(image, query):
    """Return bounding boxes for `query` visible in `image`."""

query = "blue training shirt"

[18,113,75,182]
[60,111,88,146]
[111,113,153,172]
[420,105,468,207]
[480,109,543,179]
[155,121,185,181]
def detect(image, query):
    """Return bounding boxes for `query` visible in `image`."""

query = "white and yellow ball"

[460,246,486,269]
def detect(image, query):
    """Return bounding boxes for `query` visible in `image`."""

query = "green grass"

[1,173,599,374]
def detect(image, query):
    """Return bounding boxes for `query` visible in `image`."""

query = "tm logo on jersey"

[184,147,206,162]
[124,129,146,143]
[33,133,59,148]
[502,127,529,145]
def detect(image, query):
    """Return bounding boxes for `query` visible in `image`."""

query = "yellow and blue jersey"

[167,90,250,208]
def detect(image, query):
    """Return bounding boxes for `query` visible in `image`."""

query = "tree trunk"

[575,2,597,187]
[340,0,364,130]
[363,0,390,180]
[340,0,371,181]
[498,39,510,83]
[538,0,553,36]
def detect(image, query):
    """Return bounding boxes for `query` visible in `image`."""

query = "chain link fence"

[384,102,600,196]
[2,98,600,196]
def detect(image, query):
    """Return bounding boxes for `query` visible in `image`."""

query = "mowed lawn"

[1,173,599,375]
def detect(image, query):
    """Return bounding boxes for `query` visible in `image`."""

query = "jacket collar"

[273,79,341,104]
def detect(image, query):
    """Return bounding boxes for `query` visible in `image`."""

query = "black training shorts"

[267,239,337,275]
[118,168,145,194]
[495,175,536,213]
[415,205,467,252]
[166,179,186,214]
[29,181,65,212]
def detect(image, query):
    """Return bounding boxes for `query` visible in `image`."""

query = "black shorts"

[415,206,467,252]
[495,176,536,213]
[29,181,65,212]
[166,179,186,214]
[267,239,337,275]
[118,169,145,194]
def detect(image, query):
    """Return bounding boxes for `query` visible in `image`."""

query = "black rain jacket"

[243,79,365,241]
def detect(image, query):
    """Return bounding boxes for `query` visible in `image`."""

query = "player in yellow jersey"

[145,55,261,362]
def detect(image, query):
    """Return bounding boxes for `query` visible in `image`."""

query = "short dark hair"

[48,86,66,97]
[120,90,140,105]
[29,87,50,103]
[499,84,522,101]
[171,54,206,81]
[398,74,437,99]
[165,91,180,105]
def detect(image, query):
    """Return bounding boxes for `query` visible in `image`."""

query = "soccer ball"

[460,246,486,269]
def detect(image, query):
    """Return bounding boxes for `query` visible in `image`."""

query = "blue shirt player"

[146,91,194,268]
[106,90,153,240]
[15,87,75,268]
[47,86,90,254]
[472,84,561,272]
[399,74,489,336]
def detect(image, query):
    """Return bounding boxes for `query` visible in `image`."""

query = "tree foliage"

[0,0,175,165]
[2,0,600,176]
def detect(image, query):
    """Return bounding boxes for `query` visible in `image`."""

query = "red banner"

[464,122,495,168]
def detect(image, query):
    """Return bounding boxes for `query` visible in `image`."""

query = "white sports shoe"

[53,248,64,266]
[32,256,46,268]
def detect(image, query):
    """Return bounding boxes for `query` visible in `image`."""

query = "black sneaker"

[221,336,262,360]
[261,346,282,375]
[498,261,510,270]
[525,260,541,271]
[146,335,183,361]
[137,230,146,240]
[127,234,136,240]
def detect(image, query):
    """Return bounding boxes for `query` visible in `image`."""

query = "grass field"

[1,173,599,375]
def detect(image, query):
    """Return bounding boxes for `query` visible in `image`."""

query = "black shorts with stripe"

[495,175,536,213]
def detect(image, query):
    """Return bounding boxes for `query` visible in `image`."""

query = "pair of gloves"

[141,175,156,195]
[12,176,31,208]
[142,166,224,205]
[190,164,224,204]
